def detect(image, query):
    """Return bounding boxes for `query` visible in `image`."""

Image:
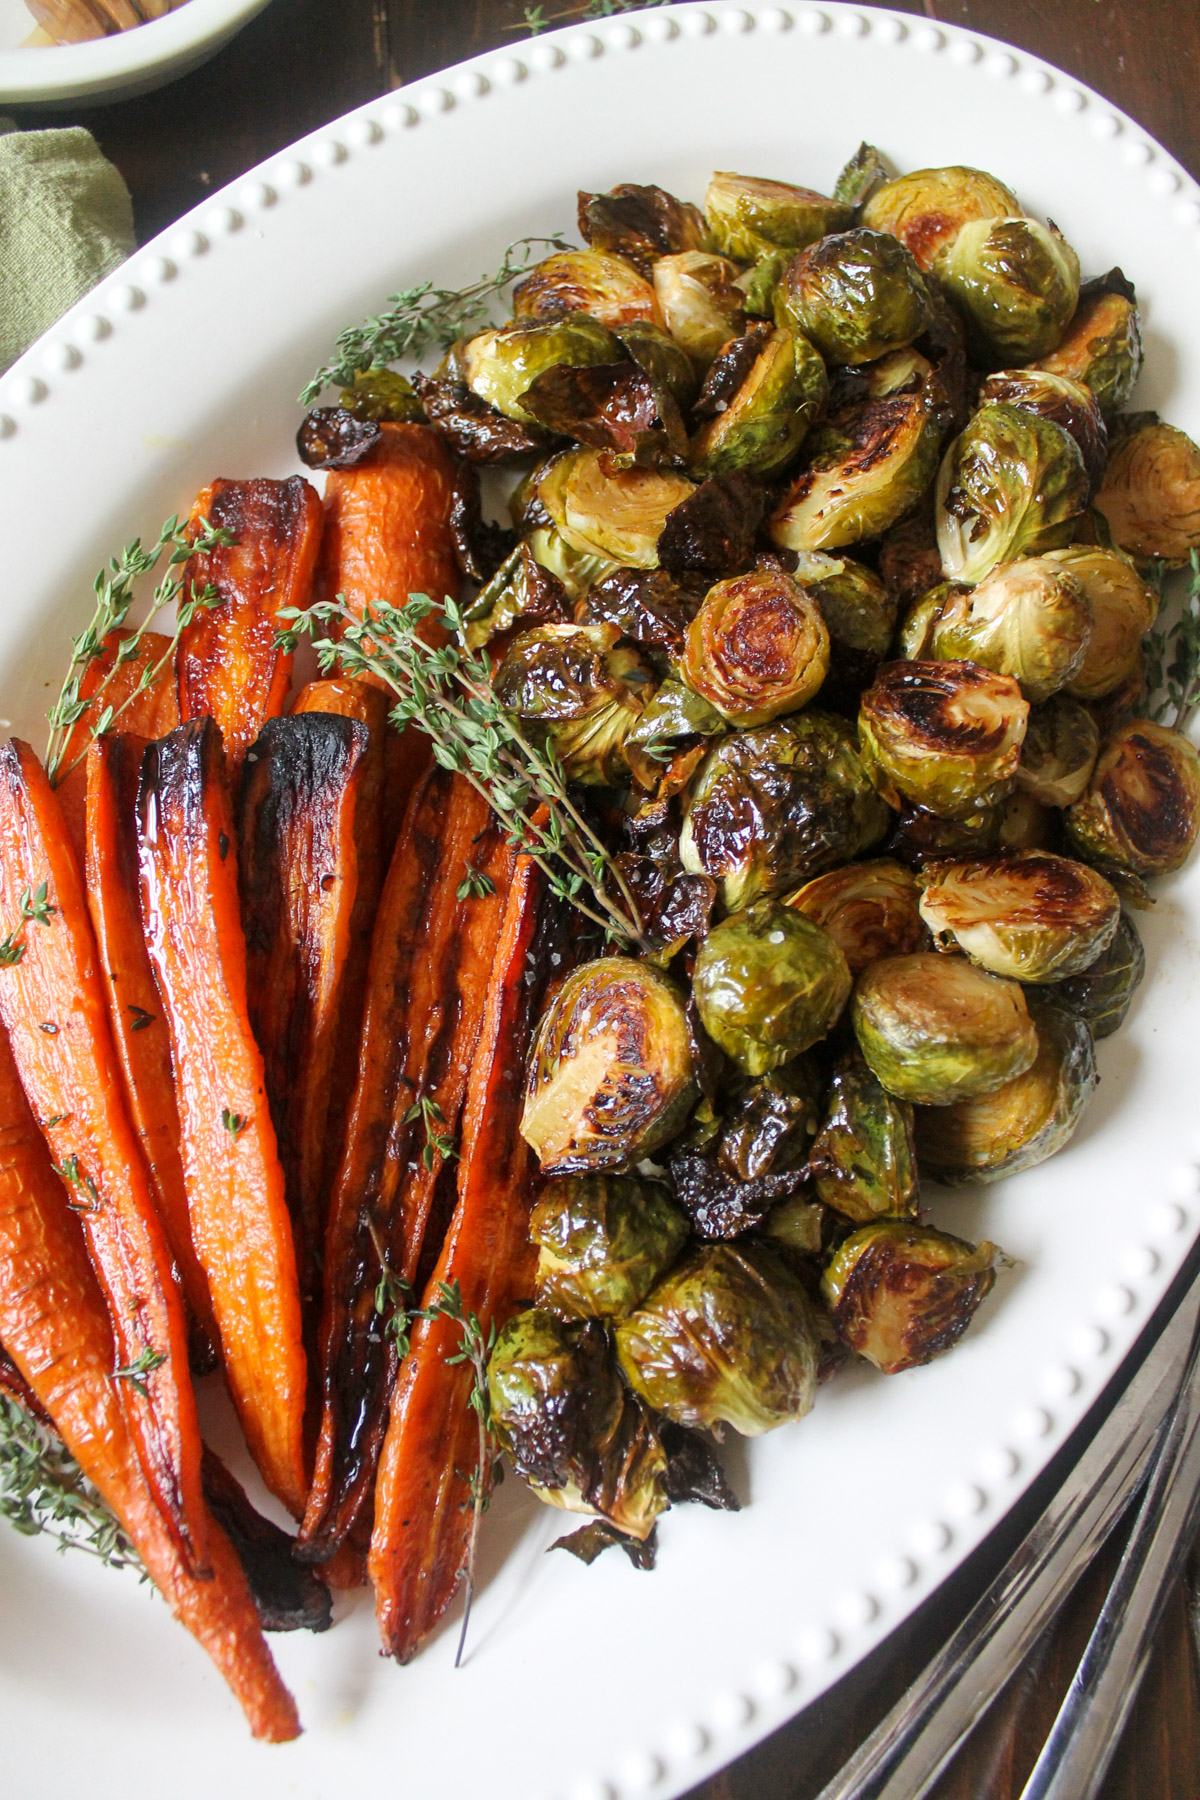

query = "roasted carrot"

[298,766,514,1562]
[239,713,370,1318]
[176,477,322,786]
[0,1025,299,1740]
[0,736,208,1572]
[138,718,309,1518]
[370,857,568,1660]
[86,735,219,1368]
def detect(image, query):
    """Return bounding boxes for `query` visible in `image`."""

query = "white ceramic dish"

[0,0,271,104]
[2,7,1200,1799]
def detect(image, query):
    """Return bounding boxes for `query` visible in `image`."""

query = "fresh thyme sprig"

[509,0,675,33]
[277,594,647,950]
[402,1094,457,1174]
[0,883,57,968]
[50,1154,100,1215]
[457,865,496,902]
[1144,549,1200,733]
[298,235,572,408]
[0,1392,140,1572]
[44,514,235,788]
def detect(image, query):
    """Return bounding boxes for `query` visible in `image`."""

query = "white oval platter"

[1,8,1199,1799]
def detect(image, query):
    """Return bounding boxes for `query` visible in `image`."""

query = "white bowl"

[0,0,272,103]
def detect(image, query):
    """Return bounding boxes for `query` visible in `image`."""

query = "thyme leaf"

[1145,549,1200,733]
[457,864,496,902]
[110,1346,167,1401]
[221,1108,248,1141]
[0,883,57,969]
[0,1392,140,1573]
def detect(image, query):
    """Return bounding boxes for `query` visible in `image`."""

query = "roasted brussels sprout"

[656,470,768,580]
[464,542,571,650]
[492,622,651,785]
[652,251,747,367]
[705,171,854,262]
[1030,271,1143,421]
[894,583,954,660]
[935,404,1090,584]
[1093,417,1200,566]
[488,1309,667,1539]
[715,1057,824,1181]
[770,394,942,553]
[861,164,1021,271]
[978,369,1107,487]
[832,141,889,210]
[918,850,1120,983]
[809,1049,918,1223]
[296,407,383,470]
[1040,909,1145,1039]
[1066,718,1200,877]
[690,327,828,479]
[821,1220,997,1373]
[667,1147,806,1241]
[512,248,662,330]
[934,216,1080,366]
[804,557,899,706]
[928,557,1092,704]
[679,710,891,911]
[852,952,1038,1105]
[614,317,701,410]
[578,181,710,273]
[526,523,619,601]
[916,1001,1096,1185]
[692,899,852,1076]
[577,565,701,662]
[339,367,425,424]
[519,357,688,468]
[682,566,830,726]
[785,857,925,976]
[859,660,1029,818]
[777,228,931,367]
[615,1241,821,1434]
[1016,694,1100,808]
[462,313,621,423]
[886,799,1001,867]
[530,1175,690,1321]
[995,789,1056,853]
[1043,547,1158,701]
[538,447,696,568]
[521,957,699,1174]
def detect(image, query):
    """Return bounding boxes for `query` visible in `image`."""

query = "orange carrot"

[55,627,180,865]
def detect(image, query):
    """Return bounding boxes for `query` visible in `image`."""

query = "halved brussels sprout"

[1016,694,1100,807]
[762,1194,826,1254]
[928,556,1092,704]
[887,800,1001,867]
[995,789,1055,852]
[679,710,891,912]
[530,1175,690,1321]
[917,1000,1096,1184]
[614,318,700,409]
[1042,547,1158,701]
[861,164,1021,270]
[692,899,852,1075]
[894,583,955,660]
[859,659,1029,818]
[615,1241,821,1434]
[785,857,925,976]
[519,358,688,468]
[918,850,1120,983]
[934,216,1080,367]
[578,181,711,273]
[936,404,1090,585]
[809,1049,918,1223]
[690,327,828,479]
[821,1220,997,1373]
[464,542,571,651]
[488,1309,667,1539]
[624,677,726,782]
[803,556,899,707]
[339,367,425,423]
[978,368,1107,488]
[462,314,621,423]
[777,227,931,367]
[715,1057,824,1181]
[738,249,789,320]
[1093,418,1200,566]
[538,447,696,568]
[1066,718,1200,876]
[1040,909,1145,1039]
[492,622,651,785]
[526,523,619,601]
[521,957,699,1174]
[705,171,854,262]
[1030,272,1143,421]
[853,951,1038,1104]
[682,566,830,727]
[512,249,662,330]
[652,250,747,367]
[770,395,942,553]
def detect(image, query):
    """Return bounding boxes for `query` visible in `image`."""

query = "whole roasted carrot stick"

[138,718,309,1518]
[0,1024,299,1741]
[0,736,208,1573]
[85,735,219,1368]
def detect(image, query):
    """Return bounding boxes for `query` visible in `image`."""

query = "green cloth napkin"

[0,122,135,374]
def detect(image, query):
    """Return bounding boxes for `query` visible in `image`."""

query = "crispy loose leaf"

[519,361,688,467]
[412,372,554,463]
[667,1148,807,1240]
[657,472,768,576]
[448,460,517,584]
[295,407,382,470]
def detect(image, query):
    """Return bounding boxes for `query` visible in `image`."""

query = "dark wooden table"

[13,1,1200,1794]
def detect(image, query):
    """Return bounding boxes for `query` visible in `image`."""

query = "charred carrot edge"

[138,718,309,1518]
[0,1025,299,1741]
[370,857,566,1662]
[0,737,208,1572]
[176,476,322,786]
[86,736,220,1368]
[238,713,369,1320]
[298,768,512,1562]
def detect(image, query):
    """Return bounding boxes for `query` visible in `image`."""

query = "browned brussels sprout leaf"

[551,1519,658,1568]
[531,1174,690,1321]
[577,566,703,660]
[1066,717,1200,876]
[1040,909,1145,1040]
[493,621,652,785]
[612,848,716,958]
[296,406,382,470]
[979,368,1108,488]
[682,565,830,727]
[886,800,1001,868]
[877,503,944,610]
[519,359,689,467]
[1030,269,1143,422]
[716,1058,824,1182]
[448,460,516,584]
[809,1048,918,1224]
[692,322,774,420]
[661,1421,740,1511]
[822,1220,998,1374]
[412,370,556,463]
[462,542,572,651]
[692,899,853,1077]
[613,319,700,411]
[578,182,711,276]
[785,858,925,977]
[667,1148,806,1240]
[833,142,889,210]
[340,367,426,423]
[657,471,769,577]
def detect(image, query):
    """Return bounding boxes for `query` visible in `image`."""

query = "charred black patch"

[412,372,555,464]
[296,407,382,470]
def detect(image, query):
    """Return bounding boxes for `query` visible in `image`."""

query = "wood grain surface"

[10,1,1200,1793]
